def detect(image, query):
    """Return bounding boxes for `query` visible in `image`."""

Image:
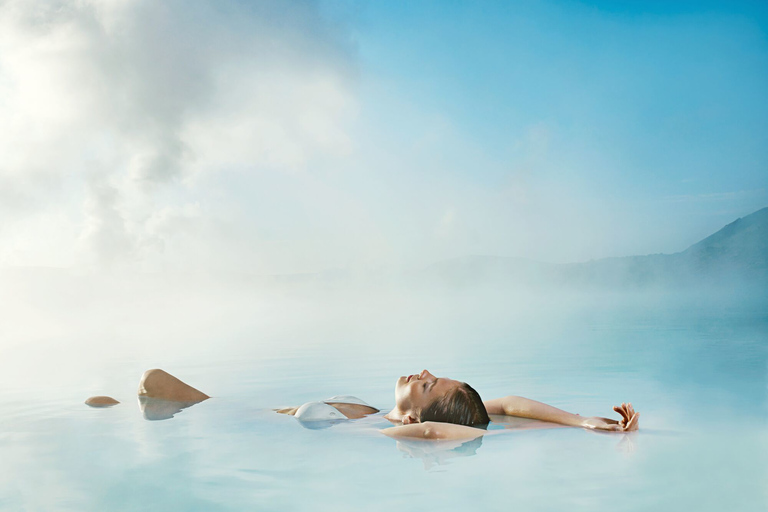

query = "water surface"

[0,277,765,511]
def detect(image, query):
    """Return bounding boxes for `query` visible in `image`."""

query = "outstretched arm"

[381,421,485,440]
[484,396,639,432]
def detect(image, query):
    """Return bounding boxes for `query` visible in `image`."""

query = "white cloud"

[79,175,135,266]
[0,0,358,270]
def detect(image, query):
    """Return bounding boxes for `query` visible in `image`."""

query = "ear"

[402,414,418,425]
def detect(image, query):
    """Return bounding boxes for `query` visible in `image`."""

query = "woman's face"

[393,369,461,420]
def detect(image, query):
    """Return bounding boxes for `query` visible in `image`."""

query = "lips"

[406,374,416,383]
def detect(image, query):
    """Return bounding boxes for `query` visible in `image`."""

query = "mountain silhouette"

[680,206,768,277]
[423,207,768,288]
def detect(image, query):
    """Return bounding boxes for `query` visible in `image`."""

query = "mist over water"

[0,207,766,512]
[1,268,765,510]
[3,268,764,392]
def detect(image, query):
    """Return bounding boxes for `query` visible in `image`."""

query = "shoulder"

[482,397,508,415]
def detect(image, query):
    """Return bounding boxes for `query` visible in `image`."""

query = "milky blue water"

[0,278,765,511]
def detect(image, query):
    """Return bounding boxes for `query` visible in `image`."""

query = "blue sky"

[356,0,768,190]
[0,0,765,272]
[348,0,768,241]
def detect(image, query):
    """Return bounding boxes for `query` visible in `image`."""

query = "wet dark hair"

[419,382,490,427]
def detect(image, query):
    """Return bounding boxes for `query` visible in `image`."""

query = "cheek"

[396,385,415,409]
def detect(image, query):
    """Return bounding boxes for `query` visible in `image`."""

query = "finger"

[621,404,631,426]
[619,404,631,425]
[626,412,640,431]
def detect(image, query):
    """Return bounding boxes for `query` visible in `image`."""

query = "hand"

[613,403,639,431]
[582,403,639,432]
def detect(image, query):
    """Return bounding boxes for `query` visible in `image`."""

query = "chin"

[394,377,406,400]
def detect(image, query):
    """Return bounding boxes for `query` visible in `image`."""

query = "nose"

[420,369,435,381]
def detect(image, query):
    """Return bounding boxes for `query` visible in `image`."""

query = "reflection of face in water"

[395,436,484,471]
[138,396,201,421]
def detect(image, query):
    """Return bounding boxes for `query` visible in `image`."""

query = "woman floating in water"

[277,369,639,439]
[88,368,639,438]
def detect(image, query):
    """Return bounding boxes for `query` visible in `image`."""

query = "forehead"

[431,377,461,394]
